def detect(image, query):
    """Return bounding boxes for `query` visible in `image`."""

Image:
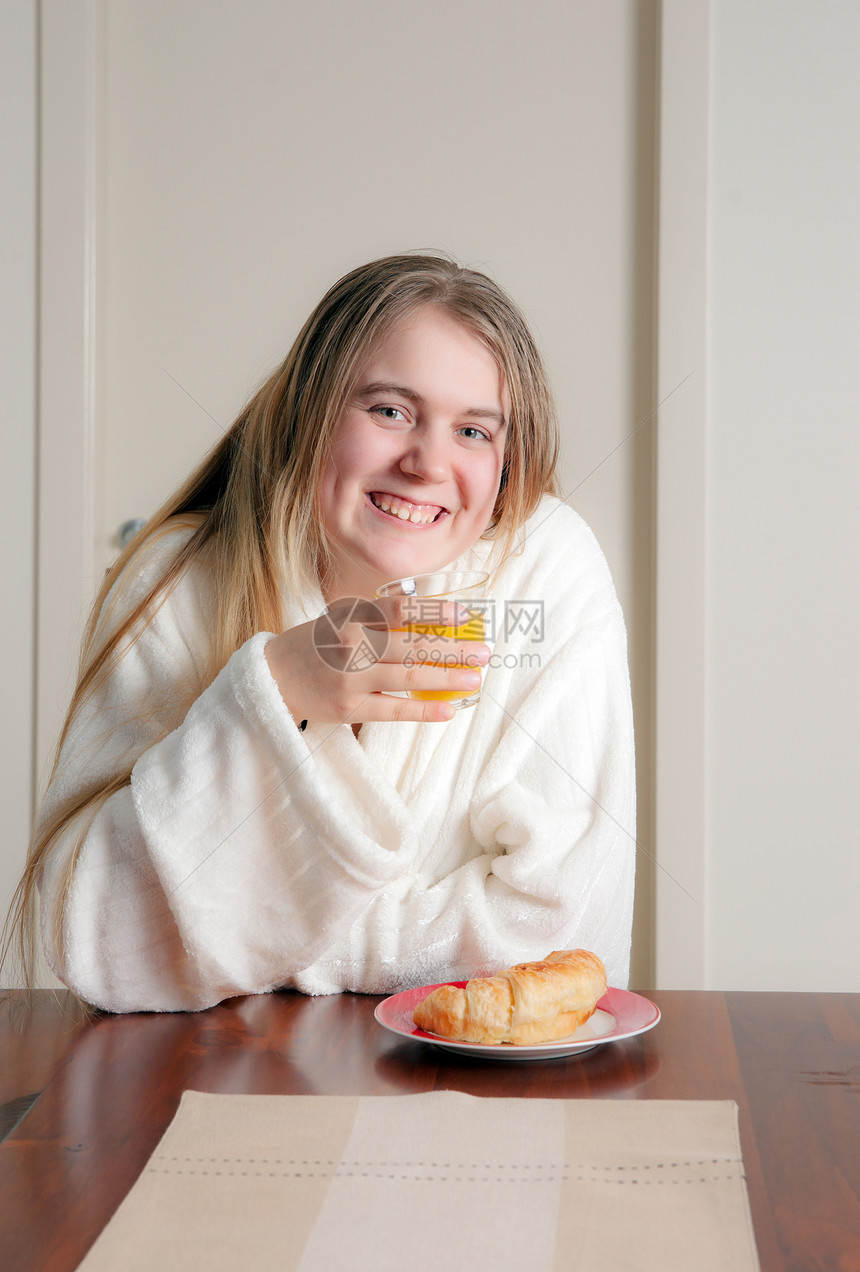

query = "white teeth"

[371,494,440,524]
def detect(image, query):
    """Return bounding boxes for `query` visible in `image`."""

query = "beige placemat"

[77,1092,760,1271]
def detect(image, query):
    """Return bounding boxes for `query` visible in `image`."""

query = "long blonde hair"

[2,251,560,990]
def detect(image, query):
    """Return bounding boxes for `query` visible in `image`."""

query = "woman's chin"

[329,553,447,601]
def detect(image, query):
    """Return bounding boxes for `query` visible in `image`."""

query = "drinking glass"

[375,570,490,710]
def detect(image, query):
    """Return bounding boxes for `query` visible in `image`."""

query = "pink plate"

[374,983,660,1061]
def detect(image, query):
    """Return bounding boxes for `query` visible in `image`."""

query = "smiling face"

[318,305,508,600]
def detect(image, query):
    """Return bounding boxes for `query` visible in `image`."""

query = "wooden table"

[1,989,858,1271]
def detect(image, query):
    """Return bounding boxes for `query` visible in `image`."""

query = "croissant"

[412,949,607,1045]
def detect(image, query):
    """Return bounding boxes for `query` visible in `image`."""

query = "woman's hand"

[263,595,490,726]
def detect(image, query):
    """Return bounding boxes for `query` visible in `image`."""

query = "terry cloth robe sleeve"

[37,529,420,1012]
[291,500,636,996]
[38,497,635,1013]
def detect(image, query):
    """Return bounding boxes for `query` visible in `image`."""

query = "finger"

[338,693,458,726]
[382,631,491,668]
[365,661,484,696]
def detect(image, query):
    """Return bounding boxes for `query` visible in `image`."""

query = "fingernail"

[467,645,491,666]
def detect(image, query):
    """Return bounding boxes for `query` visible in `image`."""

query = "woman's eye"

[458,425,491,442]
[372,405,408,422]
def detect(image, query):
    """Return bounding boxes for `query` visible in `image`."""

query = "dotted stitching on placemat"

[146,1154,744,1185]
[145,1169,745,1184]
[153,1156,739,1169]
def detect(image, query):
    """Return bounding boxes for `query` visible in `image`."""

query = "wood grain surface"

[1,989,858,1271]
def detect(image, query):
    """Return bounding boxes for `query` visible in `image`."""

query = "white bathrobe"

[38,496,636,1012]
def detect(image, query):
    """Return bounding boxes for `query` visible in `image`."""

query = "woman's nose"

[399,427,451,482]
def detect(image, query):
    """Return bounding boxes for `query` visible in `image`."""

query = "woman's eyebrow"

[356,381,507,428]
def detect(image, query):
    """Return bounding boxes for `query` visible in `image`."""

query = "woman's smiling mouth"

[368,492,447,525]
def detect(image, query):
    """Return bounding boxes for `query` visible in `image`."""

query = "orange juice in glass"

[376,571,489,709]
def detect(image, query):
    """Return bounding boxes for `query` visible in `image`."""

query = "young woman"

[5,254,636,1012]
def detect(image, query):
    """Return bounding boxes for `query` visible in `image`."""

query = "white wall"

[705,0,860,988]
[0,2,37,950]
